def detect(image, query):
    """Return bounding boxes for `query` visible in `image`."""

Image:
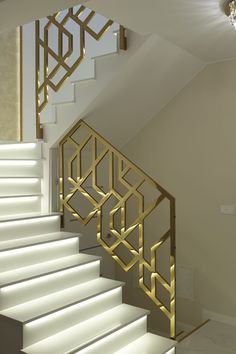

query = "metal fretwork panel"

[59,120,176,338]
[35,6,120,138]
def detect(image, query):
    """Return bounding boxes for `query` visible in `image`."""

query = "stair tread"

[0,252,98,288]
[22,304,149,354]
[1,277,124,323]
[0,231,82,251]
[115,333,176,354]
[0,212,60,223]
[0,194,42,198]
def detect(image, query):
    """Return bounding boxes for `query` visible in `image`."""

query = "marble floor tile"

[173,320,236,354]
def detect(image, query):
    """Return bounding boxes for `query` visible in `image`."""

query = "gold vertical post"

[35,20,43,140]
[59,142,65,228]
[170,197,176,339]
[19,26,23,142]
[119,25,127,50]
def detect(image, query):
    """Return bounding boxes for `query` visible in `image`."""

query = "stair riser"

[72,316,148,354]
[23,287,123,347]
[0,161,43,178]
[0,261,100,310]
[0,216,61,241]
[0,238,80,272]
[0,197,41,217]
[0,179,41,196]
[0,144,41,160]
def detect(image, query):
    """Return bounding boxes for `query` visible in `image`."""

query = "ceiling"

[0,0,235,62]
[81,0,236,62]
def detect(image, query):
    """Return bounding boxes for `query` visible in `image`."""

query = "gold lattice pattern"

[35,6,125,138]
[59,120,176,338]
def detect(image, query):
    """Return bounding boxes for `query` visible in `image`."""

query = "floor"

[170,320,236,354]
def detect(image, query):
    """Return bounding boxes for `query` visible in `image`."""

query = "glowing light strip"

[25,288,121,327]
[0,160,37,166]
[0,143,36,150]
[75,317,147,354]
[1,261,100,292]
[0,215,59,228]
[0,178,40,185]
[0,196,39,204]
[0,237,78,257]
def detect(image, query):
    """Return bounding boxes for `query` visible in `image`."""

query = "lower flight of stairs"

[0,142,176,354]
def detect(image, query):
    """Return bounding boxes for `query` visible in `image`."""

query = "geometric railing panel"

[59,120,176,338]
[36,6,126,138]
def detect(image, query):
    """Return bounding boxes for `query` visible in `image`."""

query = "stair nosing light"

[0,259,101,290]
[0,233,81,252]
[24,284,124,325]
[68,315,148,354]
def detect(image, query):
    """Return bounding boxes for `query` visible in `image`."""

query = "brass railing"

[35,6,127,139]
[59,120,176,338]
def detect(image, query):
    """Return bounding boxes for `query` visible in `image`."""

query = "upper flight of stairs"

[0,142,176,354]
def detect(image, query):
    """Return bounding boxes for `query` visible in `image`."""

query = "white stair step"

[0,159,42,177]
[52,80,75,105]
[0,254,85,288]
[0,254,101,309]
[0,231,80,251]
[70,58,95,83]
[5,278,124,347]
[22,304,149,354]
[2,277,124,323]
[0,235,80,273]
[0,214,60,240]
[86,22,118,58]
[0,178,41,196]
[0,143,41,159]
[0,195,41,217]
[115,333,177,354]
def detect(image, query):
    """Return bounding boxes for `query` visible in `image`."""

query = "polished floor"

[171,320,236,354]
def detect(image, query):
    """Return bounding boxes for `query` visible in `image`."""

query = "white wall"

[122,58,236,327]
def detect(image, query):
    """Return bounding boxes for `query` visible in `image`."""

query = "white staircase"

[0,142,176,353]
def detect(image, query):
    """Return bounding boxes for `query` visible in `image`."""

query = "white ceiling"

[82,0,236,62]
[0,0,235,62]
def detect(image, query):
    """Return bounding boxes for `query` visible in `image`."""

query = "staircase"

[0,142,176,353]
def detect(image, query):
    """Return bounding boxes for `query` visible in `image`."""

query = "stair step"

[2,278,124,347]
[0,177,41,196]
[0,231,81,251]
[0,254,101,309]
[0,143,41,159]
[0,235,80,273]
[22,304,149,354]
[115,333,177,354]
[1,277,124,323]
[0,214,61,239]
[0,195,41,217]
[0,159,43,177]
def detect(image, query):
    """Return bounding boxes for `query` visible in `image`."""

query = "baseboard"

[202,308,236,327]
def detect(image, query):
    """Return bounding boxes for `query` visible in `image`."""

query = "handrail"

[59,120,176,338]
[35,6,127,139]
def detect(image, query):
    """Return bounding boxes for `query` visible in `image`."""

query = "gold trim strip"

[19,26,23,142]
[178,319,210,343]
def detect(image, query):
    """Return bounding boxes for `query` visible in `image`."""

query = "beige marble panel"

[0,28,20,142]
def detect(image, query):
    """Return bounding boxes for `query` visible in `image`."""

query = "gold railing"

[59,120,176,338]
[35,6,127,139]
